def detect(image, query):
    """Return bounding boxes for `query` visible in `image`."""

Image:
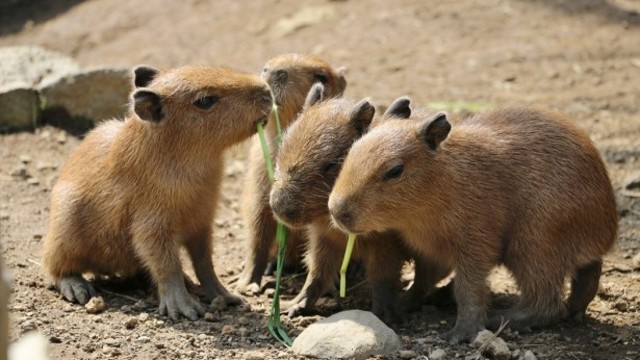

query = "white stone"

[291,310,400,360]
[473,330,511,360]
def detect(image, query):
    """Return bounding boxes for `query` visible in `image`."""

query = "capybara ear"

[132,89,163,122]
[384,97,411,119]
[349,99,375,136]
[304,83,325,109]
[336,66,347,96]
[419,112,451,150]
[133,65,160,88]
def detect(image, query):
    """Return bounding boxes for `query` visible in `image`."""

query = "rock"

[522,350,537,360]
[0,46,79,89]
[124,317,138,330]
[136,336,150,344]
[0,86,39,130]
[399,349,417,358]
[137,312,150,322]
[238,326,249,337]
[0,213,9,220]
[19,155,32,164]
[243,350,267,360]
[270,6,337,38]
[10,165,29,179]
[27,178,40,186]
[473,330,511,360]
[209,296,226,311]
[8,332,50,360]
[291,310,400,360]
[39,68,130,130]
[221,325,236,335]
[632,252,640,270]
[614,301,629,312]
[624,171,640,191]
[429,348,447,360]
[204,312,216,322]
[84,296,106,314]
[237,316,249,325]
[103,338,121,347]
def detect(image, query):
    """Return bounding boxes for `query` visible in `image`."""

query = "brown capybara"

[42,65,273,320]
[328,101,617,342]
[236,54,347,295]
[270,86,446,322]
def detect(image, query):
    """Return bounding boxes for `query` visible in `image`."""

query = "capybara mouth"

[255,115,268,128]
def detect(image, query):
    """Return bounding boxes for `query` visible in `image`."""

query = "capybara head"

[261,54,346,126]
[328,97,451,234]
[269,83,375,228]
[130,65,273,147]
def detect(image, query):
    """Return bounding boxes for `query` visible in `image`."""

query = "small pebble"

[136,336,150,343]
[522,350,537,360]
[430,348,447,360]
[124,317,138,330]
[27,178,39,186]
[243,350,267,360]
[103,338,121,347]
[614,301,629,312]
[399,349,417,359]
[137,312,150,322]
[57,133,67,144]
[209,296,226,311]
[154,343,165,349]
[238,327,249,337]
[20,155,32,164]
[0,213,9,220]
[85,296,107,314]
[221,325,236,335]
[204,312,216,322]
[10,166,28,178]
[237,316,249,325]
[49,336,62,344]
[473,330,511,360]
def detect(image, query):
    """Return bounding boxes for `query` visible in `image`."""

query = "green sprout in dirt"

[257,103,292,347]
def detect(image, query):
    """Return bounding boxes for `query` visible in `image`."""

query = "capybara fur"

[236,54,347,295]
[42,65,273,320]
[329,101,617,342]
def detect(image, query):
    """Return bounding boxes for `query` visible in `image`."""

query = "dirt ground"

[1,0,639,359]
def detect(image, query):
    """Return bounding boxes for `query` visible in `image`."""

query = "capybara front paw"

[283,298,311,318]
[159,292,204,321]
[58,275,97,305]
[443,324,484,344]
[235,280,261,296]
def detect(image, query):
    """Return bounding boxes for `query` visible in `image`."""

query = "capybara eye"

[194,96,219,110]
[383,164,404,180]
[314,73,329,84]
[262,67,268,73]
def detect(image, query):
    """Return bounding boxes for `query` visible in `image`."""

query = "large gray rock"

[0,86,39,130]
[0,46,79,130]
[0,46,79,89]
[291,310,400,360]
[39,68,131,130]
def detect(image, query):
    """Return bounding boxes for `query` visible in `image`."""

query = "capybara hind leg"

[58,275,97,304]
[492,259,567,331]
[567,259,602,320]
[237,207,277,296]
[185,228,243,306]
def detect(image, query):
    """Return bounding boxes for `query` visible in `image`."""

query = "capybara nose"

[329,195,353,229]
[258,87,273,108]
[270,190,299,223]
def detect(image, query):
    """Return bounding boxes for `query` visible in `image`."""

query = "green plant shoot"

[340,233,357,297]
[258,103,293,347]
